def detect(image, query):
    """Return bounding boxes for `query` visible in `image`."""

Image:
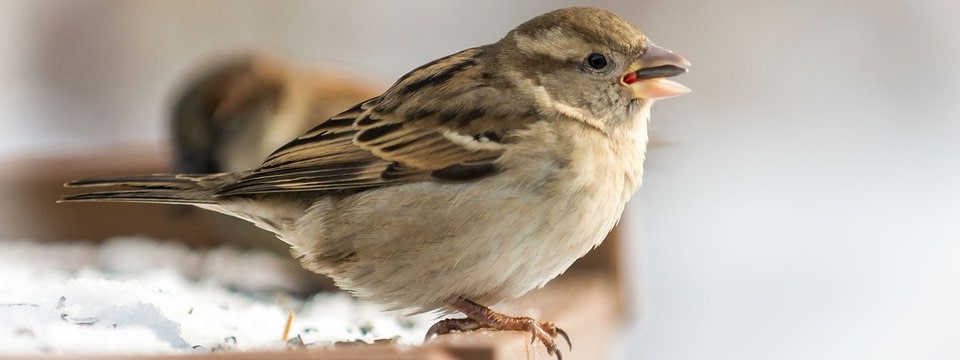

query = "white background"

[2,1,958,359]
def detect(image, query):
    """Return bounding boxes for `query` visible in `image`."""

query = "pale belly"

[283,163,631,313]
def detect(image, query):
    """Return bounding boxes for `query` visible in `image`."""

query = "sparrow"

[169,53,381,174]
[61,7,690,358]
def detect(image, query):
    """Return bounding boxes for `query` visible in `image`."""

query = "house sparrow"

[169,53,381,174]
[61,7,690,358]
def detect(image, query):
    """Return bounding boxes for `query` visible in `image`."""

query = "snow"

[0,237,434,356]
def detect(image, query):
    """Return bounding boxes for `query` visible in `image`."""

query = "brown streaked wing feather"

[258,101,372,170]
[218,100,396,195]
[218,47,538,196]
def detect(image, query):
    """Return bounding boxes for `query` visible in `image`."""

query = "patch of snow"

[0,237,434,356]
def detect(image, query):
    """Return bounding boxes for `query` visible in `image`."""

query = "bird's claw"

[555,326,572,351]
[425,297,573,359]
[423,317,483,342]
[538,322,572,352]
[424,315,570,360]
[517,317,569,360]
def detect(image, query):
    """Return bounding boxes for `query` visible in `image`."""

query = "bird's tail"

[59,173,234,205]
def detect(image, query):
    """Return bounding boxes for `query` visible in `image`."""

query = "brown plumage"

[61,7,690,358]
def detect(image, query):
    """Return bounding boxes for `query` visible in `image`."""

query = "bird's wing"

[217,47,535,196]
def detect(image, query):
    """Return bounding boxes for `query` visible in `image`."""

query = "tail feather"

[66,174,211,189]
[60,190,218,205]
[60,173,231,205]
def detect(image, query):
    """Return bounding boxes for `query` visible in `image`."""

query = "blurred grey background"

[2,1,959,359]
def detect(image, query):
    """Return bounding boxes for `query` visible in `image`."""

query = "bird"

[61,7,690,358]
[169,52,381,174]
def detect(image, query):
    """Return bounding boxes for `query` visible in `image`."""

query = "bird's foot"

[424,297,571,360]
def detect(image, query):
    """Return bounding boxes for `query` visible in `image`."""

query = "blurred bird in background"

[170,53,381,174]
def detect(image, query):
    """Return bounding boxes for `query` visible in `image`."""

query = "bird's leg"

[424,297,571,359]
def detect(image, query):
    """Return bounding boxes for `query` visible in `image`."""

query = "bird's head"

[496,7,690,127]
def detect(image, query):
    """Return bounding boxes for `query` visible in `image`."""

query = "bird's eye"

[585,53,608,70]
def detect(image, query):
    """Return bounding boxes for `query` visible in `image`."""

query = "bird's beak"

[621,43,691,99]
